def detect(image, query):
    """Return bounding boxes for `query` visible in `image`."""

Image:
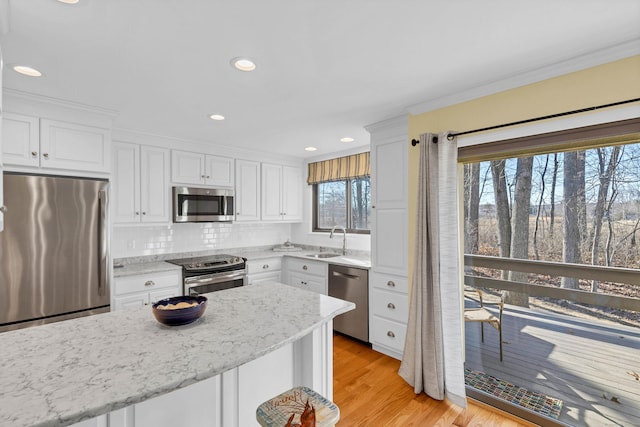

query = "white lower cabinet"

[284,258,327,295]
[246,257,282,285]
[113,270,182,311]
[368,271,408,360]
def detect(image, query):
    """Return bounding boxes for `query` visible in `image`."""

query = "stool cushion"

[256,386,340,427]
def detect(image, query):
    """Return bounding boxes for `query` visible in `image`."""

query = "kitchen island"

[0,281,354,427]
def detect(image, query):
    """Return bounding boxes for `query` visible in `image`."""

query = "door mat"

[465,368,563,419]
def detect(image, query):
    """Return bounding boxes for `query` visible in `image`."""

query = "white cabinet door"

[112,142,141,223]
[1,112,39,167]
[282,165,302,221]
[171,150,205,185]
[205,155,234,187]
[113,293,149,311]
[39,119,110,173]
[140,146,170,222]
[261,163,283,221]
[235,159,260,221]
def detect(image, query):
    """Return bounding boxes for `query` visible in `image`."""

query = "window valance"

[307,151,370,184]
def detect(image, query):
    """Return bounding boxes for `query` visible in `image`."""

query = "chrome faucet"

[330,225,347,255]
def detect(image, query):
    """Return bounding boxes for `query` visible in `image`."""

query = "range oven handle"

[184,270,246,287]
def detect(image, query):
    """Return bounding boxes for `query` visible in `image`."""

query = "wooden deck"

[464,302,640,427]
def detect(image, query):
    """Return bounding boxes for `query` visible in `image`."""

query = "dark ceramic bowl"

[152,295,207,326]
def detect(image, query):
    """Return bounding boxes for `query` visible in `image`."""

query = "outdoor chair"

[464,288,504,361]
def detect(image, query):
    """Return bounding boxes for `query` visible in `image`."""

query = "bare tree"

[464,163,480,254]
[562,151,582,289]
[533,155,549,260]
[505,157,533,307]
[550,153,559,236]
[590,147,622,291]
[491,160,511,279]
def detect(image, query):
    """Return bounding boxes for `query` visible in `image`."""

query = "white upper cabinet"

[235,159,260,222]
[171,150,234,187]
[2,112,39,167]
[2,114,110,175]
[261,163,302,222]
[113,142,170,224]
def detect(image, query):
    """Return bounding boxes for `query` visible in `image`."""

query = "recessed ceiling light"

[231,57,256,72]
[209,114,225,121]
[305,147,318,152]
[340,137,355,143]
[57,0,80,3]
[12,65,43,77]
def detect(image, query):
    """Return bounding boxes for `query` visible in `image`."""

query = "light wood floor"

[333,333,534,427]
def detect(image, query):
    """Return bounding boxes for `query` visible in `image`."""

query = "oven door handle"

[184,271,246,286]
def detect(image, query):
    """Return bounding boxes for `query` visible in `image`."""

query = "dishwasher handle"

[331,270,360,280]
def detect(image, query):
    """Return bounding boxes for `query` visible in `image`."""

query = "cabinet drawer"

[370,272,408,294]
[370,316,407,353]
[247,258,282,275]
[114,271,182,295]
[247,271,281,285]
[370,288,408,323]
[286,258,327,277]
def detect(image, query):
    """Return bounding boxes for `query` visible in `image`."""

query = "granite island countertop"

[0,282,354,427]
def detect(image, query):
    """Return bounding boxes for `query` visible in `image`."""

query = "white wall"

[112,222,292,258]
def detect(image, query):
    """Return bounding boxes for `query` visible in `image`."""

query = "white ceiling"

[1,0,639,159]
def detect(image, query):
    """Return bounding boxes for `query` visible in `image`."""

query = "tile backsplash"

[112,222,292,258]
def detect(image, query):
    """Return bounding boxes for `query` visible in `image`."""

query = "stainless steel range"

[167,254,247,296]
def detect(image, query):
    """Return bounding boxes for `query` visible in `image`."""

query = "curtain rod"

[410,97,640,146]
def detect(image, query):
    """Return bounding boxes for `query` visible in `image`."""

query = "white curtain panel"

[398,132,466,408]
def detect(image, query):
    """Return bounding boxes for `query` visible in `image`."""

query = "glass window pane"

[350,177,371,230]
[317,181,347,229]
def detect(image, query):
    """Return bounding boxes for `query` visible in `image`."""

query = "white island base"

[73,323,332,427]
[0,282,354,427]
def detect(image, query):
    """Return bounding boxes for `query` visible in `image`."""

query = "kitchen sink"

[306,253,341,259]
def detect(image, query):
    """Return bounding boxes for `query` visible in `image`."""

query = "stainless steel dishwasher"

[328,264,369,342]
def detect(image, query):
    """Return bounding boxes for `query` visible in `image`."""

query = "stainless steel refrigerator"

[0,173,110,332]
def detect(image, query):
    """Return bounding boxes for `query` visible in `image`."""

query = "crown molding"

[4,88,118,117]
[406,38,640,116]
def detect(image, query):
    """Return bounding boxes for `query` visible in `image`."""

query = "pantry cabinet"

[261,163,302,222]
[171,149,234,187]
[112,142,170,223]
[366,115,408,360]
[2,113,110,174]
[234,159,260,222]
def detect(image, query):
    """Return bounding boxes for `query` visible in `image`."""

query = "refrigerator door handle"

[98,189,109,297]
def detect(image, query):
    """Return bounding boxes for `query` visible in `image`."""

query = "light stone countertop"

[113,260,182,278]
[0,282,354,427]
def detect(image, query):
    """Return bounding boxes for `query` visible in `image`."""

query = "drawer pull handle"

[387,331,395,338]
[387,281,395,287]
[144,280,155,287]
[263,264,269,269]
[303,265,308,270]
[387,303,396,310]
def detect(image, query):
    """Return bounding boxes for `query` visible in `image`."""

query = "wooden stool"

[256,386,340,427]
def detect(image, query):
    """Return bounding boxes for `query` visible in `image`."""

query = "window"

[308,152,371,233]
[460,118,640,427]
[313,177,371,233]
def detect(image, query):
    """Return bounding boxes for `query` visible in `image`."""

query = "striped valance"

[307,151,370,184]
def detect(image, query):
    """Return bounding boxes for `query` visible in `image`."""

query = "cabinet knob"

[302,265,308,270]
[31,151,38,158]
[263,264,269,269]
[43,153,49,159]
[0,205,7,214]
[387,281,395,287]
[387,331,396,338]
[144,280,155,287]
[206,175,210,179]
[201,175,206,179]
[135,212,140,216]
[237,212,240,215]
[387,303,396,310]
[372,205,376,208]
[142,212,146,215]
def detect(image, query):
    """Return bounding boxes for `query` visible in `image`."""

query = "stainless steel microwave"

[172,187,234,222]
